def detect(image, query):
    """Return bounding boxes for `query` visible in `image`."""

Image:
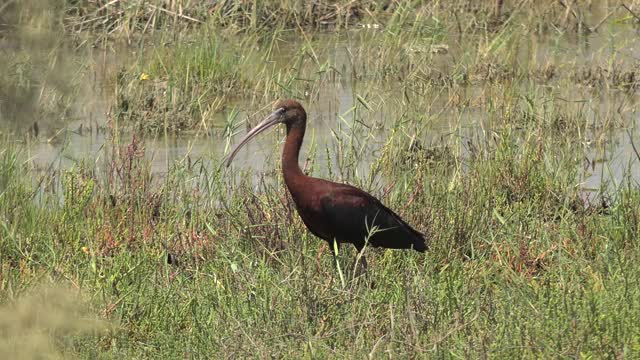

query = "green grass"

[2,103,640,357]
[2,0,640,358]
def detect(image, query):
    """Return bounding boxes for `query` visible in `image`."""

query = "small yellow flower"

[215,279,224,290]
[139,72,150,81]
[81,246,90,255]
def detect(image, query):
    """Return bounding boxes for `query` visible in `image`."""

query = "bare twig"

[94,0,123,15]
[622,4,640,22]
[628,129,640,163]
[557,0,591,32]
[591,8,617,33]
[147,4,203,24]
[141,7,157,36]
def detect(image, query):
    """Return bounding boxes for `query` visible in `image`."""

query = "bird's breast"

[292,197,332,241]
[286,181,332,241]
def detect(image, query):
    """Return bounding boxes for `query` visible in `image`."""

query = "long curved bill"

[224,108,285,167]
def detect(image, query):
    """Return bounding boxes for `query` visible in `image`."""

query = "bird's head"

[272,99,307,128]
[224,99,306,167]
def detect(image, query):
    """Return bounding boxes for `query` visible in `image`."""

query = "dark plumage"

[225,100,426,270]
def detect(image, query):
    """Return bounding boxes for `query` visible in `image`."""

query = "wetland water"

[3,25,640,192]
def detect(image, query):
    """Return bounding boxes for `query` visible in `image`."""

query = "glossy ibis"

[225,100,426,275]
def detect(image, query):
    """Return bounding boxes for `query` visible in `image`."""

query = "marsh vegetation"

[1,0,640,357]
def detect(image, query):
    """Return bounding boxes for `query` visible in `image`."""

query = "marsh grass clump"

[64,0,210,42]
[236,181,298,254]
[114,34,250,132]
[63,0,389,37]
[572,64,640,91]
[60,0,627,41]
[490,132,579,218]
[114,30,341,132]
[207,0,383,30]
[2,121,640,357]
[377,131,457,173]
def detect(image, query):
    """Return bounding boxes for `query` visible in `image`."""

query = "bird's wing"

[319,185,426,251]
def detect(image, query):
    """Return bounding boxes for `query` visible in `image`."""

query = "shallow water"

[3,16,640,194]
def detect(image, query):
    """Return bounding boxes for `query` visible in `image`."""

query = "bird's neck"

[282,122,305,184]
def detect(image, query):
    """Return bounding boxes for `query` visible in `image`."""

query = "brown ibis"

[225,100,426,275]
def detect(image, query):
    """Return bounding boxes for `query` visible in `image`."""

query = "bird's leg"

[352,244,368,279]
[331,239,346,288]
